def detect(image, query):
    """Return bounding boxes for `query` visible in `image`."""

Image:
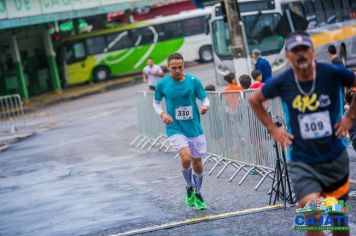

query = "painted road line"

[111,204,283,236]
[350,179,356,184]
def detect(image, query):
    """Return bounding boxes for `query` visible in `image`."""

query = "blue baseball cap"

[285,33,313,51]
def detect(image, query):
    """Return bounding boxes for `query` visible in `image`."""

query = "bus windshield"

[212,13,284,58]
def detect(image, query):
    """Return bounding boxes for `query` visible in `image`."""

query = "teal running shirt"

[154,74,207,138]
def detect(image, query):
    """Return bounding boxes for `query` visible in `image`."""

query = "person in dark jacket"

[251,49,272,82]
[328,45,344,67]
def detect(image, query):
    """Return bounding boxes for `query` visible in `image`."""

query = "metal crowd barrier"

[132,90,289,191]
[0,94,25,134]
[130,91,171,152]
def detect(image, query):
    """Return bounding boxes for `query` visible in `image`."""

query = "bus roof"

[64,7,212,42]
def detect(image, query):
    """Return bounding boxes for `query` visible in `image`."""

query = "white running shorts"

[168,134,207,158]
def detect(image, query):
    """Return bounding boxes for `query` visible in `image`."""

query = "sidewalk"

[23,75,139,113]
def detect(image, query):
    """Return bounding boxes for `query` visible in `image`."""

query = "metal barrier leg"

[140,138,153,150]
[208,159,224,176]
[254,170,273,190]
[174,153,180,160]
[130,136,144,146]
[238,167,255,185]
[164,144,173,153]
[202,154,212,165]
[216,160,233,178]
[159,139,170,151]
[136,137,148,148]
[147,135,164,152]
[229,164,246,182]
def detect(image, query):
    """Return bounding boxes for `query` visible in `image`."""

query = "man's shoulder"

[157,75,170,87]
[273,68,293,81]
[185,74,200,80]
[185,74,202,85]
[317,62,344,75]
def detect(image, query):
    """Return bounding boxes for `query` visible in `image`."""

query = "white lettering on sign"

[7,0,41,18]
[0,0,7,19]
[40,0,72,14]
[101,0,128,5]
[72,0,100,10]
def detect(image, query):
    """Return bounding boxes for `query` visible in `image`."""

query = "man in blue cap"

[249,32,356,235]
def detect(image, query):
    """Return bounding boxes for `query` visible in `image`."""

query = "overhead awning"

[0,0,172,30]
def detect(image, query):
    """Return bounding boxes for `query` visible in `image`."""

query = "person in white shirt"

[142,58,164,91]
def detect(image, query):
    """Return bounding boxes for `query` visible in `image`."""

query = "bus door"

[64,41,89,85]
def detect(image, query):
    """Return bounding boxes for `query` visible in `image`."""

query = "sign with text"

[0,0,148,19]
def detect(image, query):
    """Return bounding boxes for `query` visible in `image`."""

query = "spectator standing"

[250,69,265,89]
[223,72,243,91]
[328,45,344,67]
[251,49,272,82]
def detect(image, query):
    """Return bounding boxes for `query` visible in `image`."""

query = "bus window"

[351,0,356,18]
[106,31,133,51]
[211,20,231,58]
[86,36,106,55]
[65,42,86,63]
[183,17,205,36]
[324,0,337,24]
[243,13,284,55]
[332,0,343,22]
[287,2,309,31]
[303,1,317,28]
[314,0,326,26]
[340,0,351,20]
[132,27,154,46]
[161,21,184,40]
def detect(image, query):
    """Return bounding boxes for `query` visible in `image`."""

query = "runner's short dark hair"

[168,53,184,63]
[239,74,252,89]
[328,45,337,55]
[224,72,235,84]
[251,69,262,80]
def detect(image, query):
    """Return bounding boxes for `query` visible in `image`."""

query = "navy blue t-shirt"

[262,63,355,164]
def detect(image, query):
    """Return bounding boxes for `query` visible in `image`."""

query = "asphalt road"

[1,62,356,236]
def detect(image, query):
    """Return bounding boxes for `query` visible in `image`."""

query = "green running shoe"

[185,186,195,207]
[194,193,208,210]
[249,169,257,175]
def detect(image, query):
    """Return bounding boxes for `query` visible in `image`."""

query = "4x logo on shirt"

[292,93,320,113]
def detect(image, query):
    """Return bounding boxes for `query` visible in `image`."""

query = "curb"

[23,76,139,113]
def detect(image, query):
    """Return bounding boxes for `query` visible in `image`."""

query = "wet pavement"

[1,63,356,236]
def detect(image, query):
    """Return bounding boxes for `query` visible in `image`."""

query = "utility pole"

[223,0,252,79]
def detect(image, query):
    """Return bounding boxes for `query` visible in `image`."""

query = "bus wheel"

[199,45,213,62]
[93,66,110,82]
[339,46,347,66]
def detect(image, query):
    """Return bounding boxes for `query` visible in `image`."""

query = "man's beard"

[296,56,310,70]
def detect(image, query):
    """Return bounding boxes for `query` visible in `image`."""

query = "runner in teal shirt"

[153,53,210,210]
[155,73,207,138]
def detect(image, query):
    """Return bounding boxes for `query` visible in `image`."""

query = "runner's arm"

[201,97,210,107]
[153,100,173,124]
[248,90,276,133]
[248,89,294,147]
[153,100,163,116]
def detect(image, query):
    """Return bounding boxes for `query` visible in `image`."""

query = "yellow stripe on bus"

[310,25,356,47]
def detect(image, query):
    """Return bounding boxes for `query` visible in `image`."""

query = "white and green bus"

[210,0,356,85]
[59,7,213,86]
